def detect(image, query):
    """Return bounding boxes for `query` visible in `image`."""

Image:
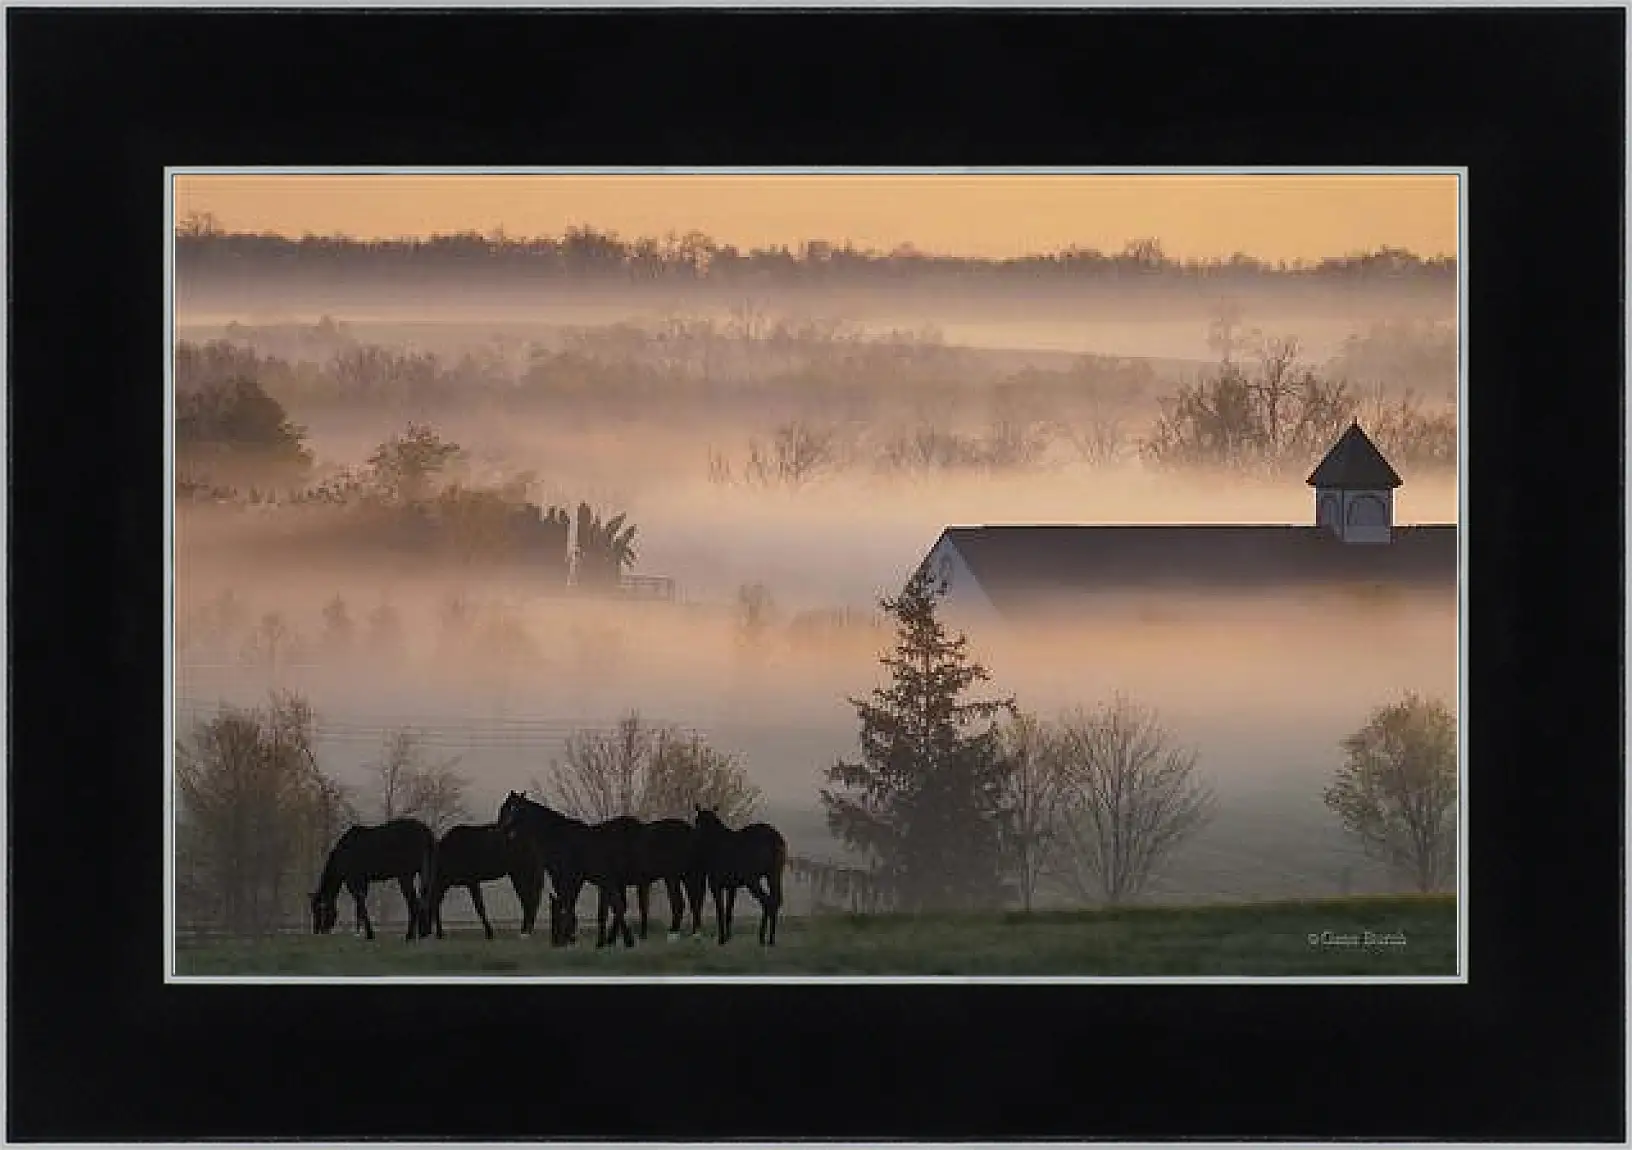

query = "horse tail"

[769,835,788,901]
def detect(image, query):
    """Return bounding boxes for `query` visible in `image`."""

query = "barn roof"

[1306,421,1404,489]
[935,524,1456,617]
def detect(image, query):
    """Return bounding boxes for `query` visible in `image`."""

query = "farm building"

[915,421,1457,626]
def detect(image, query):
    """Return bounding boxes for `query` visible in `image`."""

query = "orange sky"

[174,172,1459,262]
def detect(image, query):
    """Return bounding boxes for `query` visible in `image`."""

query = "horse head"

[309,890,338,934]
[694,806,726,837]
[497,792,526,838]
[499,790,550,842]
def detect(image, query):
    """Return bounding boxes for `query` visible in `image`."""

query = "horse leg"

[599,886,627,948]
[725,885,739,942]
[712,881,729,946]
[637,881,652,940]
[745,878,773,945]
[353,882,375,941]
[396,876,420,941]
[559,877,583,945]
[517,874,540,938]
[430,879,447,940]
[767,867,784,947]
[665,877,685,936]
[595,887,610,949]
[617,886,635,948]
[687,873,707,937]
[468,883,495,940]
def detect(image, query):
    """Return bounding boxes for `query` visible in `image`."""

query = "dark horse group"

[308,797,788,948]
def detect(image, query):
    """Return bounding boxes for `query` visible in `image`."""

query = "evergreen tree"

[820,564,1014,911]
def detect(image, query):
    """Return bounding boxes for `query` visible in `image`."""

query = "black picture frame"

[7,6,1624,1143]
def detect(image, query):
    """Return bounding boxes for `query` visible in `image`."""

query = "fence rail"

[619,574,677,601]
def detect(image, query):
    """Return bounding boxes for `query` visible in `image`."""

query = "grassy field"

[175,895,1456,978]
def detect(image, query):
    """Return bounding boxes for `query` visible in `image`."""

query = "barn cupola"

[1306,420,1404,544]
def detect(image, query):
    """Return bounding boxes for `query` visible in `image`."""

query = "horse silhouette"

[496,792,640,948]
[693,806,787,946]
[310,818,436,941]
[426,823,545,940]
[588,816,708,940]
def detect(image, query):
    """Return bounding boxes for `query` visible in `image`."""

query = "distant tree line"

[177,582,889,689]
[177,316,1456,493]
[1142,333,1457,475]
[176,392,643,588]
[178,587,538,679]
[177,217,1455,289]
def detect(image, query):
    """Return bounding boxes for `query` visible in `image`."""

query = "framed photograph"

[167,165,1465,985]
[8,5,1623,1145]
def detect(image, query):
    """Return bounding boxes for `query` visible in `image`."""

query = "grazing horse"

[496,792,640,948]
[309,818,436,942]
[604,816,707,940]
[426,823,545,940]
[693,806,788,946]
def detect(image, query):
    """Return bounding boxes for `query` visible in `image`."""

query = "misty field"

[175,895,1456,978]
[173,236,1461,947]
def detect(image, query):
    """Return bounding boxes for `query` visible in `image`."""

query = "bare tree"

[543,712,762,824]
[368,728,471,834]
[240,610,305,679]
[706,447,735,486]
[177,209,223,238]
[1205,298,1251,365]
[545,712,654,822]
[1357,383,1458,472]
[981,419,1051,470]
[982,384,1052,470]
[995,708,1069,912]
[643,728,764,823]
[1323,693,1457,893]
[1050,696,1217,906]
[876,423,984,474]
[735,582,778,649]
[196,588,250,660]
[1055,398,1128,467]
[727,298,770,346]
[1246,335,1302,458]
[319,595,354,663]
[1143,337,1357,474]
[744,420,837,487]
[175,690,353,935]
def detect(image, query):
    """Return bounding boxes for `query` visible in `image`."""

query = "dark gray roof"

[1306,421,1404,489]
[936,524,1456,617]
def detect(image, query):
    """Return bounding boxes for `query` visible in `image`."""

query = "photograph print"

[168,169,1463,981]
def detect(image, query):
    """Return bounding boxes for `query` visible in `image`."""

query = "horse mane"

[507,793,584,833]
